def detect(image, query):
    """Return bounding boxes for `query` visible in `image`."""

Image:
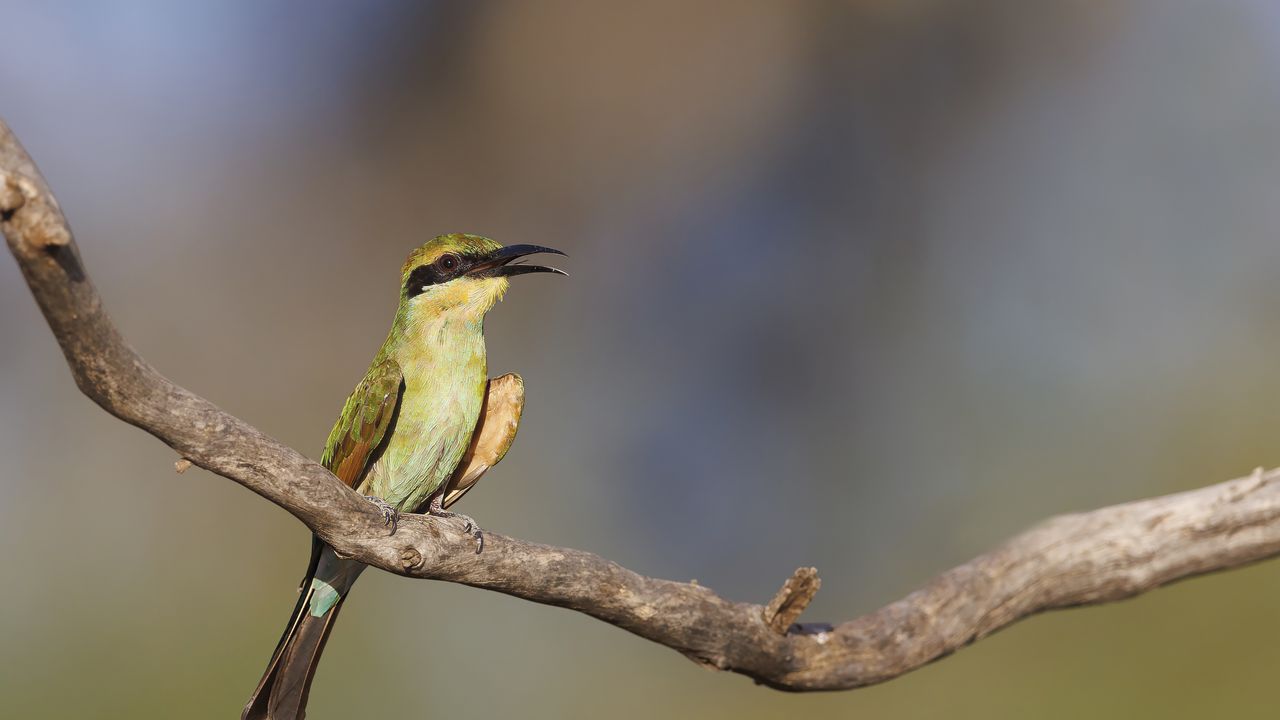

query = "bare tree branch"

[6,117,1280,692]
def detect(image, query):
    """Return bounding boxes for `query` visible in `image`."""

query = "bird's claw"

[445,512,483,554]
[427,498,484,554]
[364,495,400,534]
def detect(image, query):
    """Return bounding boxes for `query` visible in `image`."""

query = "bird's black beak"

[467,244,568,278]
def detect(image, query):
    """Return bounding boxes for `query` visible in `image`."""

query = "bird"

[242,234,564,720]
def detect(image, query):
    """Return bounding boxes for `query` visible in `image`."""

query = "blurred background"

[3,1,1280,717]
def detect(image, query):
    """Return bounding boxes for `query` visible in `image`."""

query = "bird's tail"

[242,538,366,720]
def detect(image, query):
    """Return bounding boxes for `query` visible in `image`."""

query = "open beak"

[467,244,568,278]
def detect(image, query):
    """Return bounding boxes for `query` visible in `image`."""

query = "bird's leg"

[427,493,484,554]
[364,495,399,534]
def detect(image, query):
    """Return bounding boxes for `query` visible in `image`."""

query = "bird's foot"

[427,496,483,554]
[364,495,400,534]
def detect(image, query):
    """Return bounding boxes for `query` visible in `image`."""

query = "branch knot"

[400,546,424,570]
[0,174,27,223]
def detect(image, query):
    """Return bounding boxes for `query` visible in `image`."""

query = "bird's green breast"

[357,315,488,512]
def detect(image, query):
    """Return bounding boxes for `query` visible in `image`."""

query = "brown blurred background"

[4,1,1280,717]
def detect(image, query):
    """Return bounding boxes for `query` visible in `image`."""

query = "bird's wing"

[442,373,525,508]
[320,357,404,488]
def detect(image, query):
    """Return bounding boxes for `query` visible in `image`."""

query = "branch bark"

[6,117,1280,691]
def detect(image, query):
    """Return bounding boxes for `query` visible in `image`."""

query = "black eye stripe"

[404,266,438,297]
[404,253,480,297]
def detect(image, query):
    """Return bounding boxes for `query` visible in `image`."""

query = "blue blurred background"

[4,1,1280,717]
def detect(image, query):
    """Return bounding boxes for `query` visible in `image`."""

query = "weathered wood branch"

[6,116,1280,691]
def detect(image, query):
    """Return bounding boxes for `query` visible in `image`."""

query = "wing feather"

[320,358,404,488]
[442,373,524,507]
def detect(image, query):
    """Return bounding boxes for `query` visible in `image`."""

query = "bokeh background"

[4,1,1280,718]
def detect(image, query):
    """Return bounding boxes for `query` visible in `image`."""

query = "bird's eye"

[438,254,460,272]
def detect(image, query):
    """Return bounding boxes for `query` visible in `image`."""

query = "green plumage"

[307,235,502,617]
[353,301,488,512]
[244,233,565,720]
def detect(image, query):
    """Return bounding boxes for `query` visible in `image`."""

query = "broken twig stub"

[763,567,821,634]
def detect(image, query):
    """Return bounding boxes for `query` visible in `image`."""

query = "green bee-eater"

[242,234,564,720]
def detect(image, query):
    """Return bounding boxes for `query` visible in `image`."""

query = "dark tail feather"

[242,538,346,720]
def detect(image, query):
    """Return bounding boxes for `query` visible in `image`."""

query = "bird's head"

[399,233,565,321]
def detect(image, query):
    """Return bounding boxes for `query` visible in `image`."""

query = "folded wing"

[443,373,525,508]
